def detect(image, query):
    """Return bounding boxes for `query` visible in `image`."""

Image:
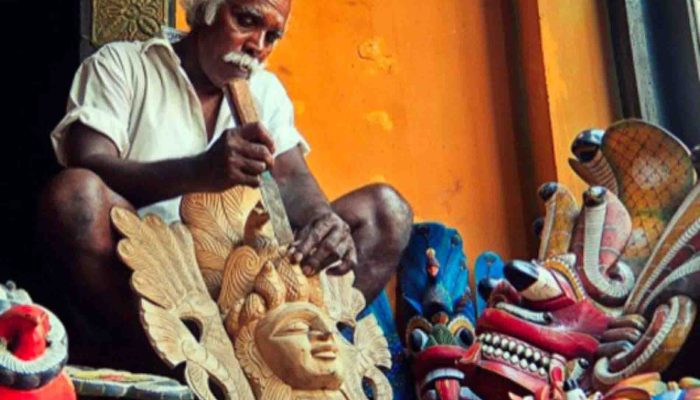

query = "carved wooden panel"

[111,208,255,400]
[81,0,175,59]
[91,0,170,46]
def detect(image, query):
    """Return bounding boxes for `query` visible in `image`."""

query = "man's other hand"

[289,212,358,277]
[197,122,276,191]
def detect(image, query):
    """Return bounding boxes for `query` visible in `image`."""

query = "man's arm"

[64,121,276,209]
[273,147,357,275]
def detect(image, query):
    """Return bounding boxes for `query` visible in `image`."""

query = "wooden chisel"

[225,78,295,246]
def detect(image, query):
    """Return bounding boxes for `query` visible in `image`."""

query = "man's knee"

[364,183,414,240]
[40,168,120,255]
[42,168,108,216]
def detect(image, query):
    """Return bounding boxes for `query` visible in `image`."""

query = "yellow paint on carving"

[358,38,396,74]
[365,111,394,131]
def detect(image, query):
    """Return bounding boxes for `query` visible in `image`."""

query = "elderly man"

[40,0,412,369]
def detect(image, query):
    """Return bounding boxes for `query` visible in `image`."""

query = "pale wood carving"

[320,271,366,327]
[183,187,393,399]
[110,208,255,400]
[225,251,392,399]
[113,186,393,399]
[180,187,271,298]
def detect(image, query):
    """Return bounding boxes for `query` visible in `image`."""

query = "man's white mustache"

[222,52,264,73]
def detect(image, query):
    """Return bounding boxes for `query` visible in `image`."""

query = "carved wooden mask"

[112,186,394,399]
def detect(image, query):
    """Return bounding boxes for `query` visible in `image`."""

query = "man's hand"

[289,212,357,276]
[197,122,276,191]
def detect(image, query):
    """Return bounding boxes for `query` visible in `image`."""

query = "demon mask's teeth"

[477,331,553,377]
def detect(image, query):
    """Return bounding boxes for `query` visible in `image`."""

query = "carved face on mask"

[255,302,344,390]
[211,232,391,400]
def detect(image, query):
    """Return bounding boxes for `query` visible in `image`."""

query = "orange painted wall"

[540,0,621,196]
[271,1,535,261]
[518,0,621,198]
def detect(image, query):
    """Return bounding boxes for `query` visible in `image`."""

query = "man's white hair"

[180,0,227,28]
[181,0,266,74]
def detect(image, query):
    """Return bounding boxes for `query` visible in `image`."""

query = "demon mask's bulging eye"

[409,328,430,353]
[455,327,474,348]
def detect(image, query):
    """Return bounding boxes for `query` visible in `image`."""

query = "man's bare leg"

[38,168,163,372]
[331,183,414,301]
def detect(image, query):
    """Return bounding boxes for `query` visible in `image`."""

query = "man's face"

[197,0,291,88]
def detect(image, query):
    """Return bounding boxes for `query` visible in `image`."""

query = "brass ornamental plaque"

[91,0,169,47]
